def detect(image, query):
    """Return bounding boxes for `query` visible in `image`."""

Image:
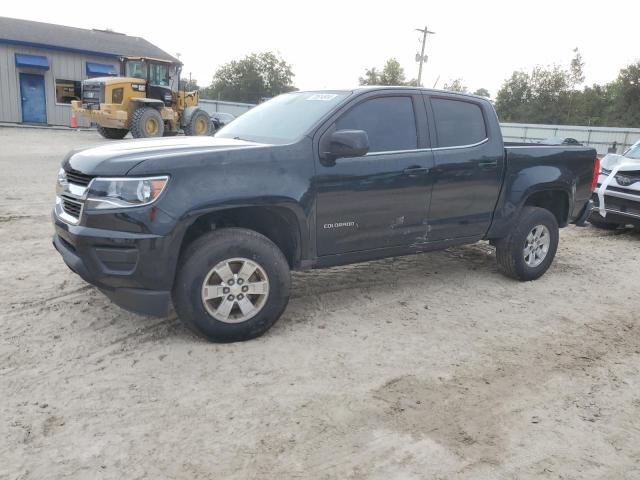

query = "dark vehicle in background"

[538,137,583,146]
[590,139,640,229]
[210,112,236,132]
[52,87,598,343]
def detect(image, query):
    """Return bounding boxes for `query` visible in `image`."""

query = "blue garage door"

[19,73,47,124]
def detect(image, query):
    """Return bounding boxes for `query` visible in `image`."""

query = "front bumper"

[71,100,128,129]
[52,210,174,317]
[589,192,640,226]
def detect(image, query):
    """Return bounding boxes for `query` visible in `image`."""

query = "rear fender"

[487,164,574,238]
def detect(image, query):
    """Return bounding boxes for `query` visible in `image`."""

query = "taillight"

[591,157,600,193]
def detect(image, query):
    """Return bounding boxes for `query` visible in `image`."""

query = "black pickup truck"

[53,87,598,342]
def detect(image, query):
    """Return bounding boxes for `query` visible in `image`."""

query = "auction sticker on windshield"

[307,94,338,101]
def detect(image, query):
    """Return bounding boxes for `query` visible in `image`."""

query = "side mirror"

[323,129,369,162]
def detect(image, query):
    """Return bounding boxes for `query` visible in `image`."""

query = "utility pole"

[415,26,435,86]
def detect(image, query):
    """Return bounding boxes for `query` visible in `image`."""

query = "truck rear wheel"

[183,109,211,136]
[130,107,164,138]
[495,206,559,281]
[173,228,291,343]
[97,126,129,139]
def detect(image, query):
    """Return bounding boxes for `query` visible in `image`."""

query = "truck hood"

[601,153,640,171]
[63,136,265,176]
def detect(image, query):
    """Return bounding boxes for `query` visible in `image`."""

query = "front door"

[19,73,47,124]
[315,94,434,256]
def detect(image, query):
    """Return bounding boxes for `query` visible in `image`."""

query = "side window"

[55,79,81,104]
[149,64,169,86]
[431,98,487,148]
[335,96,417,153]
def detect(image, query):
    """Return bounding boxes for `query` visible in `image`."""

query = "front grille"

[82,82,104,109]
[592,193,640,217]
[597,184,640,196]
[61,196,83,219]
[600,168,640,187]
[615,171,640,186]
[65,168,94,186]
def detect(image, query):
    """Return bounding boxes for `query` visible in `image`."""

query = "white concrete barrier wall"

[198,99,254,118]
[501,122,640,156]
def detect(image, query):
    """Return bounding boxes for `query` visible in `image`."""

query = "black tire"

[495,206,559,281]
[97,125,129,139]
[173,228,291,343]
[209,119,221,135]
[588,216,622,230]
[183,109,211,136]
[129,107,164,138]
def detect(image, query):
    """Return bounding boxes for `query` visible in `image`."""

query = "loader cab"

[121,57,177,107]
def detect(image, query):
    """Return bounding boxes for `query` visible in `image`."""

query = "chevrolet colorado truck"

[53,87,599,342]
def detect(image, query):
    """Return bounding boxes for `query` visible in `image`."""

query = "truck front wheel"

[129,107,164,138]
[495,206,559,281]
[173,228,291,342]
[183,109,211,136]
[97,126,129,139]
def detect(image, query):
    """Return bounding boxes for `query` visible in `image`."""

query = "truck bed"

[485,144,597,238]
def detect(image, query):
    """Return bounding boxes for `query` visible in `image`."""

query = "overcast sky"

[4,0,639,96]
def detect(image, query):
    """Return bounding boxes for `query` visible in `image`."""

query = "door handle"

[478,161,498,170]
[403,166,430,176]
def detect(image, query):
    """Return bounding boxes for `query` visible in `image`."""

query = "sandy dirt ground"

[1,127,639,480]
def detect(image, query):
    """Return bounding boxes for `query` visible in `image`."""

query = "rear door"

[424,95,504,240]
[315,92,434,256]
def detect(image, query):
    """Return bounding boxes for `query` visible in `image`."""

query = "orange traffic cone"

[70,111,78,129]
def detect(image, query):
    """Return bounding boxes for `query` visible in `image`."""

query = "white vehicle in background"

[590,140,640,230]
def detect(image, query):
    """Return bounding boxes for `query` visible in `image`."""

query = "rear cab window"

[430,97,487,148]
[335,96,418,153]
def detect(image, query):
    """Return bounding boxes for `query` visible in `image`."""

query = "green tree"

[495,71,532,122]
[359,58,417,86]
[443,78,467,93]
[180,78,199,91]
[472,88,490,98]
[495,57,573,124]
[570,84,613,126]
[359,67,380,86]
[495,54,640,127]
[379,58,406,85]
[608,62,640,127]
[202,52,296,103]
[569,47,585,88]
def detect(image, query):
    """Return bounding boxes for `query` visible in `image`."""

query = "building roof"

[0,16,180,64]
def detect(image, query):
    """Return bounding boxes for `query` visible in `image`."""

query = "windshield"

[125,61,146,80]
[624,141,640,160]
[215,91,350,144]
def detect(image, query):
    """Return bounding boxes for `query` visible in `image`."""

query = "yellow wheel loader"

[72,57,211,139]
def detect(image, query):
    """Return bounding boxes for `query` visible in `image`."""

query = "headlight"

[132,84,146,92]
[85,176,168,210]
[57,167,67,185]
